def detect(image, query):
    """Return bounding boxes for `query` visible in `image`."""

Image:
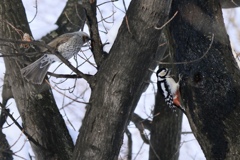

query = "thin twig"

[75,4,85,23]
[9,131,23,149]
[0,103,47,151]
[3,20,24,38]
[78,50,97,69]
[122,0,131,33]
[97,6,115,24]
[61,95,77,131]
[231,0,239,7]
[0,52,43,58]
[47,72,89,79]
[45,80,89,105]
[64,12,80,27]
[182,131,193,134]
[155,11,178,30]
[0,38,55,53]
[97,1,113,7]
[13,138,28,154]
[133,141,147,160]
[122,0,128,12]
[125,129,132,160]
[148,140,161,160]
[28,0,38,23]
[125,16,131,34]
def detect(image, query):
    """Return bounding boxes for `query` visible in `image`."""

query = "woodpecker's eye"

[157,68,169,78]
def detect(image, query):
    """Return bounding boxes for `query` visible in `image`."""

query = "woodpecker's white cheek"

[166,78,179,95]
[157,77,163,81]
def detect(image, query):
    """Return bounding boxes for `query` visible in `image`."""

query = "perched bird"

[156,68,185,113]
[21,31,91,85]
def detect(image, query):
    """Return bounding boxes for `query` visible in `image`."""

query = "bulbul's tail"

[21,56,51,85]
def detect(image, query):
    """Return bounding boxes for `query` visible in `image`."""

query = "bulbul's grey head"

[46,31,91,51]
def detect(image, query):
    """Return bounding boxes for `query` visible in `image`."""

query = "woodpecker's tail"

[177,105,186,114]
[21,56,51,85]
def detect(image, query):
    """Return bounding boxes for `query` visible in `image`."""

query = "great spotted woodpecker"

[156,68,185,113]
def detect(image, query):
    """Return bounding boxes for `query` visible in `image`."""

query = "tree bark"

[42,0,86,43]
[220,0,240,8]
[0,130,12,160]
[149,92,182,160]
[0,1,75,159]
[149,32,183,160]
[169,0,240,159]
[73,0,172,159]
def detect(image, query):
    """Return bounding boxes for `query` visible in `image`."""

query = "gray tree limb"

[72,0,172,159]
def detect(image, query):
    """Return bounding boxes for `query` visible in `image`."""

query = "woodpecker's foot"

[178,74,182,83]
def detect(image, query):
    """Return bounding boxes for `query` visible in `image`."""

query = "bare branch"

[28,0,38,23]
[47,72,83,79]
[125,129,132,160]
[0,103,47,151]
[155,11,178,30]
[45,80,89,105]
[82,0,105,66]
[0,108,8,128]
[50,50,92,81]
[131,113,151,131]
[61,96,77,131]
[131,113,151,144]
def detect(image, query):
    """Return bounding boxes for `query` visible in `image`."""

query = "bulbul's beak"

[88,37,94,42]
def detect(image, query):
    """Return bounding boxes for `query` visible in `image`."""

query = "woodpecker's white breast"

[165,77,179,95]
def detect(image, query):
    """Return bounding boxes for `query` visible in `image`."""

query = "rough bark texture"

[0,1,74,159]
[73,0,172,159]
[0,130,12,160]
[150,92,182,160]
[170,0,240,159]
[149,31,183,160]
[220,0,240,8]
[56,0,86,33]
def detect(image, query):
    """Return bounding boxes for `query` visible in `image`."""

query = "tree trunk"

[0,130,12,160]
[169,0,240,159]
[41,0,86,43]
[73,0,172,159]
[220,0,240,8]
[149,92,182,160]
[149,31,183,160]
[0,1,74,159]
